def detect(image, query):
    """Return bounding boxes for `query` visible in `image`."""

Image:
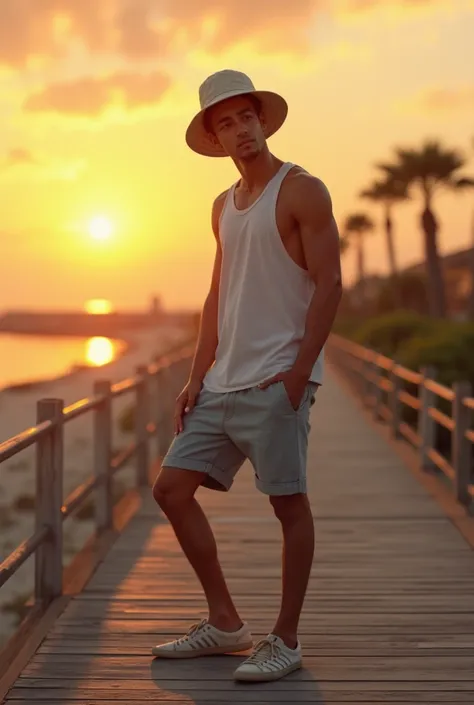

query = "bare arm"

[188,191,226,385]
[290,175,343,379]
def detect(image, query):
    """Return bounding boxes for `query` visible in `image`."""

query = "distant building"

[150,295,162,316]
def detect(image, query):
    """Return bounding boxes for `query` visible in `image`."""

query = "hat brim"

[185,89,288,158]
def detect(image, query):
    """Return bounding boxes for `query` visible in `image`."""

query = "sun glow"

[84,299,114,314]
[88,216,113,241]
[85,337,115,366]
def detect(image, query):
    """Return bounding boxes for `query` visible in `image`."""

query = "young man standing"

[151,69,342,682]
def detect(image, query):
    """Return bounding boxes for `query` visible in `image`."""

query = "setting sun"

[85,337,115,366]
[84,298,114,315]
[88,216,113,241]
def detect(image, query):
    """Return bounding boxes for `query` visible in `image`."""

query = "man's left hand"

[258,369,308,411]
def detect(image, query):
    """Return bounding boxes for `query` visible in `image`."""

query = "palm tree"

[456,175,474,319]
[343,213,374,306]
[360,177,409,309]
[378,140,467,318]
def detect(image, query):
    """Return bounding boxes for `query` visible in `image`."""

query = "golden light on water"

[86,337,115,366]
[85,298,114,314]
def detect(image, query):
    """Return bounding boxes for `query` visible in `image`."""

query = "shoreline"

[0,332,135,395]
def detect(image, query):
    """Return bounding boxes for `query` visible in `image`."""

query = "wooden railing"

[0,340,194,607]
[327,334,474,510]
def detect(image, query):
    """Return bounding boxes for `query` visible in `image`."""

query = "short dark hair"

[203,94,263,136]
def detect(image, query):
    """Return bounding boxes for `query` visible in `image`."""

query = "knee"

[270,493,311,523]
[152,470,196,513]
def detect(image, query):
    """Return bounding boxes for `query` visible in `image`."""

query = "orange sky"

[1,0,473,312]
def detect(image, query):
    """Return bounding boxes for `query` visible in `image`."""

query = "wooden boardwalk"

[3,365,474,704]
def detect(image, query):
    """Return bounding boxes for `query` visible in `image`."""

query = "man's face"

[208,95,266,161]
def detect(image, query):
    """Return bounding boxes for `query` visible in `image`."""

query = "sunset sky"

[1,0,473,313]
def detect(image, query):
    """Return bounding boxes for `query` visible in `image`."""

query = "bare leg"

[270,494,315,648]
[153,467,242,631]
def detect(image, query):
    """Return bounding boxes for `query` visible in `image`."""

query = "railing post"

[152,356,163,460]
[452,381,472,507]
[418,366,437,470]
[362,358,373,408]
[160,360,176,456]
[373,363,384,421]
[35,398,64,604]
[135,364,150,487]
[94,379,112,533]
[389,363,402,438]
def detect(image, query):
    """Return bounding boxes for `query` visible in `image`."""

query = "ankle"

[208,612,243,632]
[271,628,298,649]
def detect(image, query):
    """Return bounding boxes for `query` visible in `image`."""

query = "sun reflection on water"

[85,336,116,366]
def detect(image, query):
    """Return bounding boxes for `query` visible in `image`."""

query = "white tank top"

[203,161,324,392]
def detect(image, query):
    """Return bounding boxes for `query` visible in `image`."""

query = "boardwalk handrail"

[327,333,474,509]
[0,339,195,603]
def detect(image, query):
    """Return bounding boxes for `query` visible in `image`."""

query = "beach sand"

[0,321,190,647]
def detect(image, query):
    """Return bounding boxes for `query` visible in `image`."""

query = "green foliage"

[397,322,474,387]
[350,311,438,356]
[333,312,367,338]
[374,273,429,316]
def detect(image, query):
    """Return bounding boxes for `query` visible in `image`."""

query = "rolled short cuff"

[161,454,231,492]
[255,477,307,496]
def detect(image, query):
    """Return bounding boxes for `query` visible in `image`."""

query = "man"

[151,69,342,682]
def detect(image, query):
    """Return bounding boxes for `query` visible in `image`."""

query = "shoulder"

[211,189,230,240]
[213,188,229,212]
[284,166,332,214]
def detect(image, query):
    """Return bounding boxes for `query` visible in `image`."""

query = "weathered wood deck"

[3,365,474,704]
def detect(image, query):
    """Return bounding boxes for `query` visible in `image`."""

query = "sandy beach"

[0,321,190,648]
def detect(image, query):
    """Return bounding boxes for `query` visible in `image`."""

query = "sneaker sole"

[152,640,254,659]
[234,660,302,682]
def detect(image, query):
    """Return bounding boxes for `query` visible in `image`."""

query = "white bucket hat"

[185,69,288,158]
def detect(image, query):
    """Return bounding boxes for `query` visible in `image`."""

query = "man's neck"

[234,149,283,193]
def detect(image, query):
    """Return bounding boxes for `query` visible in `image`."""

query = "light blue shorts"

[162,381,318,496]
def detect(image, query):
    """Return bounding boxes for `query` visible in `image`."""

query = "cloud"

[23,70,171,116]
[0,0,453,69]
[397,85,474,114]
[0,0,112,68]
[0,0,319,68]
[5,148,37,166]
[420,86,474,112]
[336,0,448,15]
[1,147,86,180]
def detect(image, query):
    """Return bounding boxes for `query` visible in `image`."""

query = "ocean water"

[0,333,124,390]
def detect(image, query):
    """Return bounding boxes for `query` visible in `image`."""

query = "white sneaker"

[233,633,302,682]
[151,619,253,658]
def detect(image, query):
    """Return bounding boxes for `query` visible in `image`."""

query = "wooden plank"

[6,694,474,704]
[4,367,474,704]
[0,491,144,702]
[19,653,474,679]
[9,678,474,694]
[36,641,474,658]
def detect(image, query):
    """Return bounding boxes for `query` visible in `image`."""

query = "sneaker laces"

[176,619,207,644]
[245,638,279,664]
